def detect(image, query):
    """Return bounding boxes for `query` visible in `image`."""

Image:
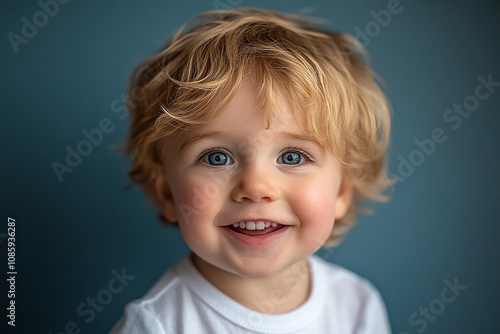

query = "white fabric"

[110,254,391,334]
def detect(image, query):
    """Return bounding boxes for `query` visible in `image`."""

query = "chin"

[226,257,295,280]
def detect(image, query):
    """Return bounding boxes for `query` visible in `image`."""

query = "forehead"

[208,83,296,130]
[174,83,317,152]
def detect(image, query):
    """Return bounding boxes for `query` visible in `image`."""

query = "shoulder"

[110,256,193,334]
[309,255,391,333]
[310,255,379,297]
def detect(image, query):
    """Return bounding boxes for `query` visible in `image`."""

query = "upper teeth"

[232,221,278,230]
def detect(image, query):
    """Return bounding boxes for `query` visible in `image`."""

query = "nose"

[231,163,281,203]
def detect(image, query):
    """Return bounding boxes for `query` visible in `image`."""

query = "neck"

[191,254,312,314]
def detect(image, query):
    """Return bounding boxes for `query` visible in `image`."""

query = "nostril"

[236,195,274,203]
[231,171,281,202]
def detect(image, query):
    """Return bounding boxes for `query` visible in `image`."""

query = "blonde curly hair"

[126,8,391,246]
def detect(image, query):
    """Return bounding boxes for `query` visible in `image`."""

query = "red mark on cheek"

[173,184,209,223]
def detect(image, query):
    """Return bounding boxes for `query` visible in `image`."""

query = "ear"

[334,176,354,220]
[149,173,178,222]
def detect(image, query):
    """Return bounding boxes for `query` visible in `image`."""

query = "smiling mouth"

[228,221,285,236]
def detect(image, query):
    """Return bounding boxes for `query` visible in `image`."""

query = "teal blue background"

[1,0,499,333]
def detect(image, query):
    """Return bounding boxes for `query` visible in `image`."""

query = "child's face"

[154,83,352,279]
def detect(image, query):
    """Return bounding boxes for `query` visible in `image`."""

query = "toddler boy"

[112,7,392,334]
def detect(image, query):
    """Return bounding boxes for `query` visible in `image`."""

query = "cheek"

[293,175,339,217]
[290,175,340,241]
[173,177,222,254]
[173,178,213,223]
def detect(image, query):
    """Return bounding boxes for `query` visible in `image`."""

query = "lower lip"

[223,225,290,247]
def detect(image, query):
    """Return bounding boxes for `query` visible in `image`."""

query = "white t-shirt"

[110,254,391,334]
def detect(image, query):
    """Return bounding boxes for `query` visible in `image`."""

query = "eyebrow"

[178,131,229,152]
[178,130,320,152]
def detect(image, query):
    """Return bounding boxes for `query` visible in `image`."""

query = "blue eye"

[202,151,233,166]
[278,151,304,165]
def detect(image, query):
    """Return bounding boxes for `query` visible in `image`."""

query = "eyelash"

[196,147,315,165]
[196,147,232,164]
[280,147,314,164]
